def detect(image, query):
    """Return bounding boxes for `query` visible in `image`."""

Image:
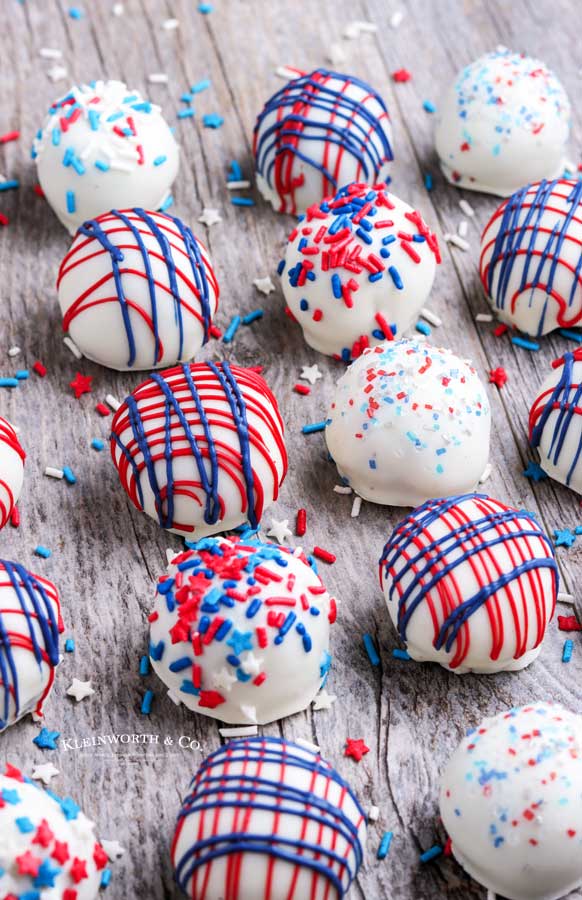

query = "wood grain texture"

[1,0,582,897]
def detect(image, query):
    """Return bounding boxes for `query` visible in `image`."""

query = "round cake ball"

[111,362,288,537]
[32,80,179,233]
[0,416,25,530]
[0,763,108,898]
[440,702,582,900]
[253,68,393,215]
[172,736,366,899]
[380,493,558,673]
[150,536,336,724]
[0,560,63,731]
[529,347,582,493]
[57,208,219,371]
[435,49,570,197]
[281,181,441,360]
[325,338,491,507]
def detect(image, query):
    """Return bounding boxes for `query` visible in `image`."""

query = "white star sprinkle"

[101,839,126,861]
[31,762,60,785]
[267,518,292,544]
[240,652,263,677]
[212,668,237,693]
[253,275,275,295]
[312,690,337,710]
[66,678,95,702]
[300,364,322,385]
[198,207,222,228]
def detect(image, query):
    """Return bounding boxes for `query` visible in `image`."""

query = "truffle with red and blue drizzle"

[0,560,63,731]
[0,762,109,898]
[149,537,336,724]
[529,347,582,494]
[440,702,582,900]
[253,68,393,215]
[172,736,366,899]
[380,493,558,673]
[325,338,491,507]
[0,416,25,530]
[57,208,219,371]
[32,80,179,234]
[110,362,287,537]
[435,49,570,197]
[480,179,582,338]
[280,182,441,360]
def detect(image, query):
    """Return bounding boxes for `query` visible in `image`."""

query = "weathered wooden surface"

[1,0,582,897]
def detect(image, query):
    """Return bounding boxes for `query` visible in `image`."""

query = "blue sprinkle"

[94,160,110,172]
[558,329,582,343]
[198,2,213,11]
[101,869,112,888]
[392,648,411,661]
[0,180,19,192]
[88,109,100,131]
[153,155,167,167]
[331,273,342,299]
[416,320,431,336]
[388,266,403,289]
[180,93,193,104]
[16,816,35,833]
[369,271,383,283]
[203,113,224,129]
[149,640,165,661]
[91,438,105,451]
[420,845,442,863]
[363,633,380,666]
[511,336,540,351]
[369,459,377,470]
[52,129,61,146]
[63,466,76,484]
[231,197,255,207]
[64,638,75,653]
[423,100,437,113]
[139,655,150,676]
[68,6,83,18]
[169,657,192,673]
[177,108,196,119]
[0,378,18,388]
[192,79,211,94]
[141,690,154,715]
[242,309,263,325]
[159,194,173,212]
[377,831,393,860]
[66,190,76,214]
[223,315,241,343]
[424,172,433,191]
[15,370,29,379]
[302,421,327,435]
[563,640,574,663]
[34,546,52,559]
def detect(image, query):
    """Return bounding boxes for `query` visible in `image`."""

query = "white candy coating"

[325,338,491,507]
[440,702,582,900]
[32,80,179,233]
[0,416,24,530]
[57,209,219,371]
[150,537,335,725]
[435,49,570,197]
[380,493,558,673]
[281,182,440,359]
[0,768,106,898]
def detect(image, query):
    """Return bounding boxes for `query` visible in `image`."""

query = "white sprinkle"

[458,220,468,239]
[7,346,21,358]
[47,65,68,83]
[296,737,320,753]
[63,336,83,359]
[112,2,124,14]
[419,307,442,327]
[108,160,135,173]
[162,17,179,30]
[390,10,404,28]
[459,199,475,217]
[166,689,181,706]
[558,592,575,605]
[219,725,258,738]
[148,72,169,84]
[39,47,62,59]
[444,233,470,252]
[326,43,347,65]
[355,20,378,32]
[479,463,492,484]
[275,66,298,80]
[101,839,125,860]
[226,180,251,190]
[334,485,352,495]
[368,805,380,822]
[106,394,121,412]
[351,495,362,518]
[343,22,360,39]
[475,313,493,323]
[45,466,64,480]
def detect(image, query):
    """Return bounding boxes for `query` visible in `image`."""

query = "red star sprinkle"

[63,891,78,900]
[93,842,108,870]
[70,857,89,883]
[33,818,54,848]
[4,763,23,781]
[489,366,508,388]
[392,68,412,82]
[198,690,226,709]
[69,372,93,399]
[344,738,370,762]
[15,850,41,876]
[52,840,70,864]
[558,615,582,632]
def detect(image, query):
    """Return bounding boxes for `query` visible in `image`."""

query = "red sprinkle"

[293,383,310,396]
[392,68,412,83]
[0,214,8,226]
[489,366,508,388]
[33,361,47,377]
[493,323,509,337]
[0,131,19,144]
[313,546,336,565]
[444,837,453,857]
[10,505,19,528]
[95,402,110,417]
[296,508,307,536]
[33,184,45,198]
[209,324,222,339]
[344,738,370,762]
[558,615,582,632]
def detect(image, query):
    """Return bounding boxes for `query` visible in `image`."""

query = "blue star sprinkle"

[554,528,576,548]
[523,461,548,482]
[33,727,60,751]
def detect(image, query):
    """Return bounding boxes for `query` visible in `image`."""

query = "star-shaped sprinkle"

[202,113,224,128]
[240,652,263,677]
[52,840,70,865]
[16,850,41,877]
[66,678,95,702]
[33,818,54,847]
[554,528,576,548]
[523,461,548,482]
[70,857,89,883]
[211,667,238,693]
[59,796,80,821]
[227,629,253,656]
[300,364,322,385]
[312,690,336,710]
[344,738,370,762]
[33,727,60,751]
[93,843,109,870]
[198,690,225,709]
[488,366,508,388]
[34,858,61,888]
[253,276,275,295]
[31,762,60,785]
[267,518,292,544]
[69,372,93,399]
[101,839,125,861]
[198,207,222,228]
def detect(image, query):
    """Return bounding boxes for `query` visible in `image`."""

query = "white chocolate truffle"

[435,49,570,197]
[281,182,441,360]
[253,68,393,215]
[0,416,25,530]
[172,736,366,899]
[529,347,582,493]
[440,702,582,900]
[32,80,179,233]
[0,764,108,898]
[150,537,336,724]
[380,493,558,673]
[325,338,491,507]
[0,561,63,731]
[57,208,219,371]
[480,179,582,337]
[110,362,288,538]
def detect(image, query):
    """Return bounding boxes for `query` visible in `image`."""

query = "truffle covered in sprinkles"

[253,68,393,215]
[0,416,25,531]
[380,493,558,674]
[32,80,179,233]
[440,702,582,900]
[149,536,336,724]
[171,736,366,899]
[325,338,491,507]
[281,181,441,361]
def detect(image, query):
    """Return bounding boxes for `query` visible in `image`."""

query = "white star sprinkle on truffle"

[300,364,323,385]
[240,652,263,677]
[253,276,275,295]
[211,667,238,693]
[312,690,337,710]
[66,678,95,702]
[267,518,292,543]
[101,839,126,861]
[198,207,222,228]
[31,762,60,785]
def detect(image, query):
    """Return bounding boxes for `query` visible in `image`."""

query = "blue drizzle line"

[530,349,582,484]
[0,560,60,730]
[174,736,365,897]
[379,493,558,652]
